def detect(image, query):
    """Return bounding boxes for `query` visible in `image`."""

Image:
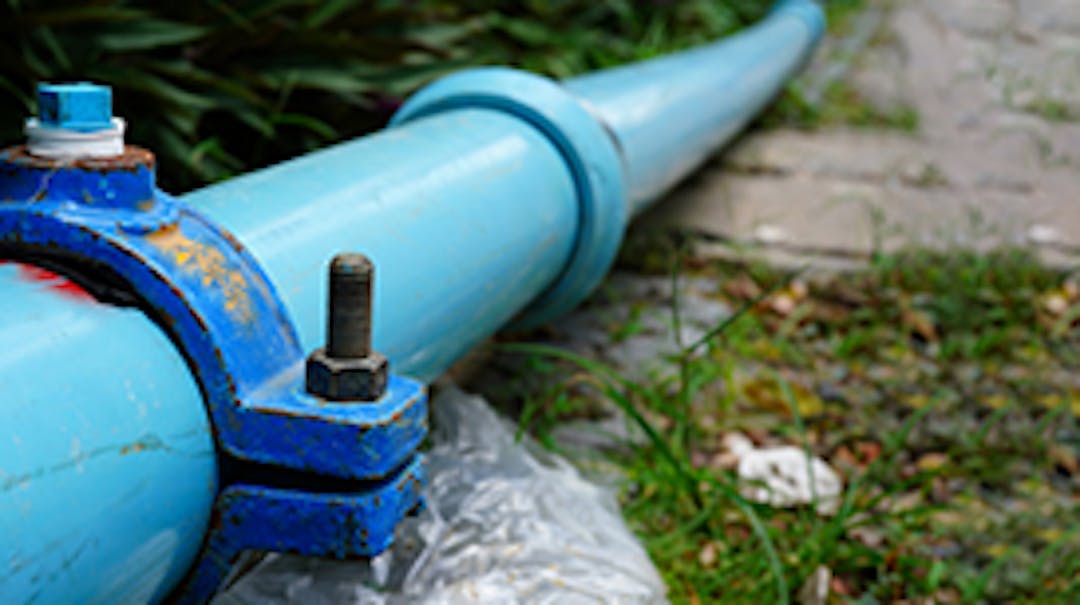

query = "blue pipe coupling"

[392,67,628,328]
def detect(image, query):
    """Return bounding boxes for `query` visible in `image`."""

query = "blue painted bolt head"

[37,82,114,132]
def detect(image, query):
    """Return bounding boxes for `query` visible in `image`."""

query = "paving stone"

[647,0,1080,268]
[722,129,923,184]
[925,0,1015,39]
[1016,0,1080,37]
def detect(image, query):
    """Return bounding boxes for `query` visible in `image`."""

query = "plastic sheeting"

[213,386,667,605]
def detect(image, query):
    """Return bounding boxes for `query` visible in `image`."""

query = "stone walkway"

[645,0,1080,268]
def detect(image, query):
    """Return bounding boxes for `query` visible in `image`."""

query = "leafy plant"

[0,0,773,191]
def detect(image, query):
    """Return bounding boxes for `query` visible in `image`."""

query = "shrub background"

[0,0,773,191]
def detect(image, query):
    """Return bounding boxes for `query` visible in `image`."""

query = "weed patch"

[473,245,1080,603]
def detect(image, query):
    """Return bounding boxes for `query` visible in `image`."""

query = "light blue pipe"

[0,265,215,604]
[565,0,825,213]
[0,1,823,602]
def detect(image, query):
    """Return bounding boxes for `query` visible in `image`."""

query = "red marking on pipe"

[0,259,93,301]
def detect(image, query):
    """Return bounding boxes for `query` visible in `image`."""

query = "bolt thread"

[327,253,374,358]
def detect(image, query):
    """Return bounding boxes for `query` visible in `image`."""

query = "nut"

[305,348,388,401]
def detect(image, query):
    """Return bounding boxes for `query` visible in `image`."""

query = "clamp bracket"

[0,144,427,603]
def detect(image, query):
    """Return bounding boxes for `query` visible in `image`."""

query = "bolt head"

[306,348,388,401]
[37,82,113,132]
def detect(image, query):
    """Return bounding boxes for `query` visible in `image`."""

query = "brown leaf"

[902,307,939,342]
[709,450,741,471]
[790,279,809,300]
[830,575,854,596]
[1064,277,1079,300]
[855,441,883,466]
[832,445,858,469]
[916,452,949,473]
[723,275,762,300]
[1049,444,1079,475]
[738,376,825,417]
[849,525,886,548]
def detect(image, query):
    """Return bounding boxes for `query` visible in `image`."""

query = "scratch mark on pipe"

[1,432,211,494]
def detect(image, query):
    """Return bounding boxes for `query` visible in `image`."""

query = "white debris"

[752,223,790,246]
[726,433,842,516]
[1027,224,1061,246]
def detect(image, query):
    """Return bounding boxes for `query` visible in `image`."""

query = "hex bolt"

[306,253,388,401]
[27,82,125,158]
[327,253,374,359]
[36,82,114,132]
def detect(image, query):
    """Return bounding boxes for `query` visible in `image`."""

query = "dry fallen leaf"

[1064,277,1079,300]
[709,450,741,471]
[739,376,825,417]
[978,393,1010,410]
[855,440,883,466]
[830,575,854,596]
[723,275,762,300]
[1048,444,1078,476]
[917,452,949,473]
[902,308,938,342]
[848,525,886,548]
[790,279,809,300]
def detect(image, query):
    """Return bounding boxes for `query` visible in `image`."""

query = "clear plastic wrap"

[213,386,667,605]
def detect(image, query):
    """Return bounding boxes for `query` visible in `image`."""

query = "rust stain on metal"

[1,145,155,173]
[145,223,254,323]
[219,228,247,254]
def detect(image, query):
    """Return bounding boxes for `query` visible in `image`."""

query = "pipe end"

[770,0,827,44]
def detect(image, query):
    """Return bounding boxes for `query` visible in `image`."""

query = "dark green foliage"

[0,0,771,192]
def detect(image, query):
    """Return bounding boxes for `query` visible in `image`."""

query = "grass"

[763,81,920,132]
[1022,98,1080,124]
[473,244,1080,603]
[758,0,922,134]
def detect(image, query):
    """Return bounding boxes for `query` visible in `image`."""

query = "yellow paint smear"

[146,224,254,322]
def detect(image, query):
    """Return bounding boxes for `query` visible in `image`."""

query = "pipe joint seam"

[390,67,628,328]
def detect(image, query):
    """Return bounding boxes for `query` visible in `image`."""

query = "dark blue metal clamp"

[0,84,427,604]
